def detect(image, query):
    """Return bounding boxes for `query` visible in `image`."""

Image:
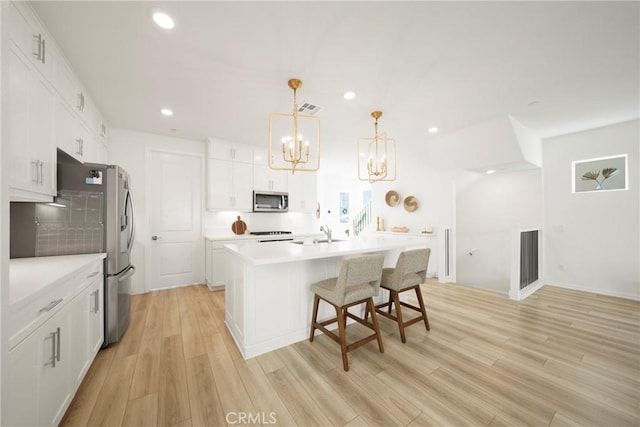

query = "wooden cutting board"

[231,216,247,235]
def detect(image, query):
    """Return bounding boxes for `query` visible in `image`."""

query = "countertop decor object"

[404,196,418,212]
[385,190,400,207]
[391,226,409,232]
[231,216,247,235]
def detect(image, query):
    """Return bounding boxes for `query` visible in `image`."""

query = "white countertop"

[205,231,323,242]
[10,253,106,305]
[224,235,427,266]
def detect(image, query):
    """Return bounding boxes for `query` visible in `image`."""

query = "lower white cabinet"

[205,239,229,289]
[7,304,73,427]
[70,275,103,385]
[6,261,104,427]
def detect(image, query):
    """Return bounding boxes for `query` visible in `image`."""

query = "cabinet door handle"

[31,161,38,183]
[41,38,46,64]
[39,298,63,313]
[39,161,44,185]
[94,289,100,313]
[88,271,100,279]
[55,327,61,363]
[45,330,56,367]
[32,34,42,61]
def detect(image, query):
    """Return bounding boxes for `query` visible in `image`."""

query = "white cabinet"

[70,273,103,386]
[253,149,288,192]
[206,140,253,211]
[208,140,253,163]
[253,164,288,193]
[288,171,317,213]
[205,239,229,289]
[9,1,56,83]
[54,99,83,162]
[7,258,104,427]
[8,33,56,202]
[6,305,73,427]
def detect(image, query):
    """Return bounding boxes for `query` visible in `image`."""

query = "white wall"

[456,169,543,294]
[108,128,206,294]
[543,120,639,299]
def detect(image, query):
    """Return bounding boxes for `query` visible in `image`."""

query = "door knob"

[151,235,160,241]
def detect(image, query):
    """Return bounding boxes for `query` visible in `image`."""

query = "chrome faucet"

[320,225,332,243]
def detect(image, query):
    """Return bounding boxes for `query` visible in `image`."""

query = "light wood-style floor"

[60,280,640,427]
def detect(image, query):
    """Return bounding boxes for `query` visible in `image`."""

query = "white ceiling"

[32,1,639,158]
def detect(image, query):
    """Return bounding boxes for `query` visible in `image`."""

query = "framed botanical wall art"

[572,154,628,193]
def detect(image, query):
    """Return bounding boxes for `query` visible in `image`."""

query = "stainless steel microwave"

[253,191,289,212]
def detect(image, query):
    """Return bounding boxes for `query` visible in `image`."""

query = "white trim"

[546,281,640,301]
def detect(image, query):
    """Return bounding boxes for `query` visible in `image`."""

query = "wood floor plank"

[176,287,206,359]
[122,393,158,427]
[320,368,406,427]
[234,358,297,426]
[162,289,181,338]
[128,335,162,400]
[60,344,117,427]
[184,354,226,426]
[204,338,257,421]
[266,367,333,427]
[87,354,137,426]
[276,346,359,426]
[141,290,165,342]
[157,334,191,426]
[114,308,146,358]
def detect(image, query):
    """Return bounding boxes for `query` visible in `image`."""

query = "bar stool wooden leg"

[414,285,430,331]
[387,292,393,314]
[390,290,406,343]
[309,294,320,341]
[368,297,384,353]
[336,305,349,371]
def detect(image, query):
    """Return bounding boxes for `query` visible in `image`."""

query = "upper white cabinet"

[208,140,253,163]
[8,3,57,202]
[253,149,288,192]
[9,1,56,82]
[8,0,109,191]
[206,139,253,211]
[288,171,318,213]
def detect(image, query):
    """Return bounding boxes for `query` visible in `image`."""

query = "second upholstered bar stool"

[374,248,431,343]
[309,253,385,371]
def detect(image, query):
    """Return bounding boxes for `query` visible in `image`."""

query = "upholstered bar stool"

[374,248,431,343]
[309,253,385,371]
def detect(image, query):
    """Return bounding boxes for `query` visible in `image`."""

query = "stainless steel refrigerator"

[57,150,135,346]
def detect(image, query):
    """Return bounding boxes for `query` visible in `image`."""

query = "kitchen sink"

[290,239,344,245]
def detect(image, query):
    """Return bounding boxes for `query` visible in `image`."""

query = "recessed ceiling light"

[343,91,356,100]
[161,108,173,116]
[153,11,174,29]
[427,127,439,133]
[486,169,496,175]
[528,100,539,107]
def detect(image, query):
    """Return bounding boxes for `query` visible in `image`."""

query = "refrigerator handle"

[126,190,136,251]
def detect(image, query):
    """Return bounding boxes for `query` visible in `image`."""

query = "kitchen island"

[223,235,428,358]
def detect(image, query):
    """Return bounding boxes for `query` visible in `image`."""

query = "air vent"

[298,102,323,115]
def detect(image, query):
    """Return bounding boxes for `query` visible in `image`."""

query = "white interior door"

[147,150,204,291]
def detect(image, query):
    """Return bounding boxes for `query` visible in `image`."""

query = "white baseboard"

[545,280,640,301]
